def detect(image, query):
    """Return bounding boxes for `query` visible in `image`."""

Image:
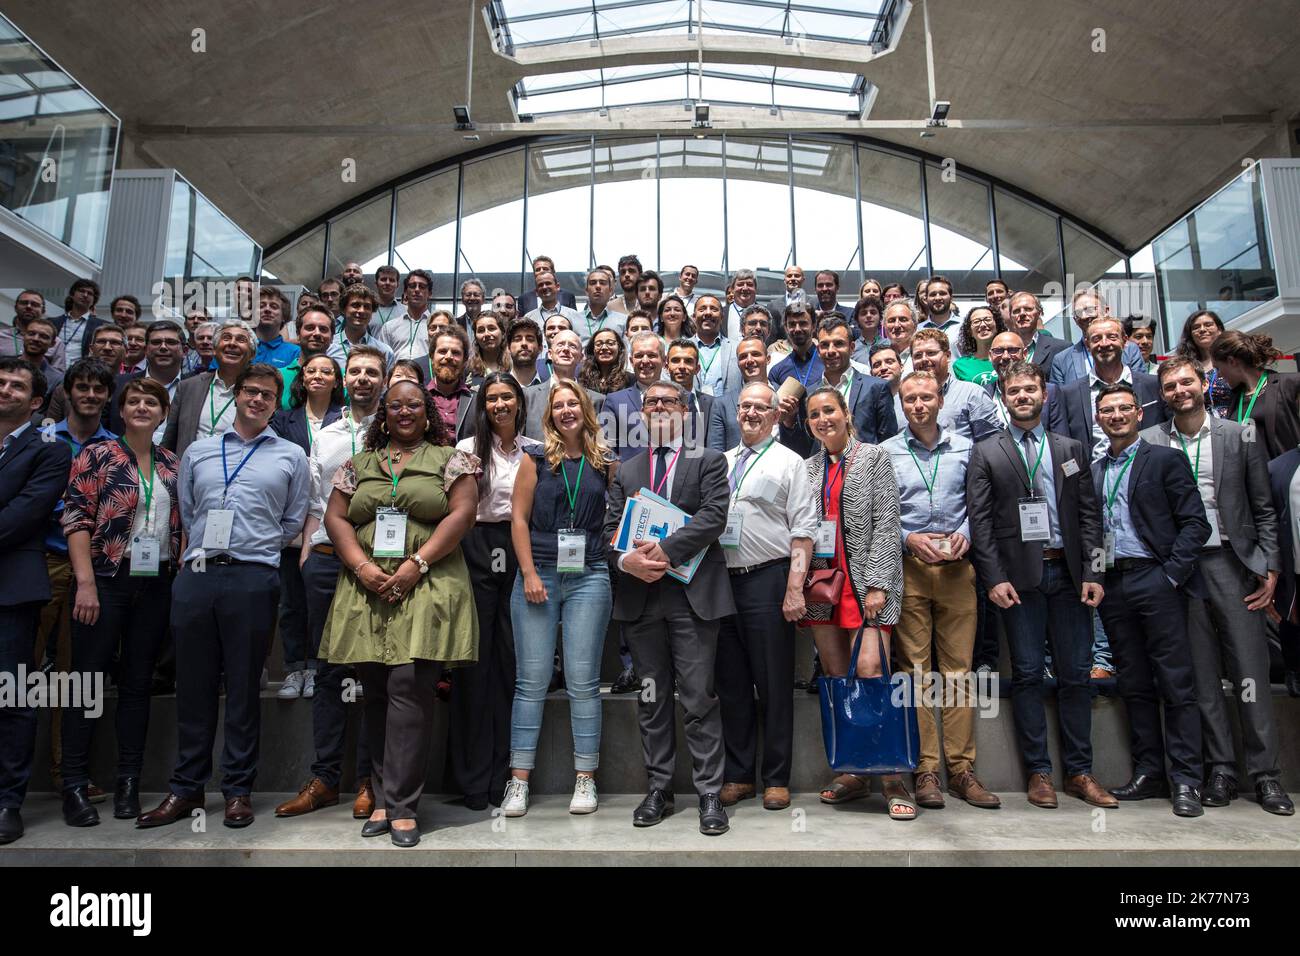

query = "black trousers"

[716,561,795,787]
[449,521,516,801]
[356,659,437,822]
[0,602,42,809]
[278,547,311,670]
[62,565,171,789]
[1099,562,1202,788]
[302,551,371,789]
[169,562,279,799]
[971,567,1001,671]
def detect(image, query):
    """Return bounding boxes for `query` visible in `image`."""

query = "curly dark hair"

[957,305,1005,357]
[579,328,631,394]
[363,379,451,450]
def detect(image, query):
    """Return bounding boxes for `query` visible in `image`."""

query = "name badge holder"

[934,537,953,558]
[1101,449,1137,569]
[720,513,743,549]
[205,433,270,553]
[1018,498,1051,542]
[374,507,408,558]
[557,530,586,572]
[1103,530,1117,569]
[127,440,161,576]
[724,440,774,551]
[816,449,849,559]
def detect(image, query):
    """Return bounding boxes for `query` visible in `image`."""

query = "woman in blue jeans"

[504,379,616,817]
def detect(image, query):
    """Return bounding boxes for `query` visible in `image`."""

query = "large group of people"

[0,260,1297,850]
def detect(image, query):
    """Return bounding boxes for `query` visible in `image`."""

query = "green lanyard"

[729,439,774,503]
[905,441,942,504]
[1174,428,1203,483]
[835,368,854,399]
[385,451,404,503]
[584,310,606,339]
[698,340,721,379]
[306,415,319,452]
[1103,450,1137,517]
[376,304,400,325]
[1236,372,1267,424]
[560,455,586,523]
[347,413,359,455]
[207,378,235,431]
[1013,429,1048,494]
[121,438,156,534]
[404,318,422,355]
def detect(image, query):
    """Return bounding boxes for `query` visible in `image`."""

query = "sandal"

[881,775,917,821]
[820,774,870,805]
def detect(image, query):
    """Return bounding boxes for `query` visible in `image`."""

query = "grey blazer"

[162,371,216,459]
[603,442,736,623]
[522,380,604,441]
[1140,415,1280,578]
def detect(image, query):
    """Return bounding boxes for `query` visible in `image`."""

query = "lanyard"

[62,316,85,346]
[905,441,942,503]
[794,352,817,388]
[698,340,721,379]
[652,446,682,497]
[1026,337,1037,362]
[306,414,320,452]
[1174,427,1204,483]
[729,439,774,503]
[834,368,854,399]
[221,433,269,504]
[347,413,360,455]
[585,310,606,339]
[337,331,353,357]
[376,304,400,325]
[1103,449,1137,517]
[1013,429,1048,494]
[560,455,586,523]
[823,448,851,513]
[207,378,236,430]
[385,450,405,503]
[121,438,156,533]
[1236,372,1267,424]
[404,318,422,355]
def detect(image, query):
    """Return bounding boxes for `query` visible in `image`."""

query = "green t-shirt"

[952,355,997,387]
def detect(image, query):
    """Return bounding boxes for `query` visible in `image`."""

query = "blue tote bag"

[817,624,920,774]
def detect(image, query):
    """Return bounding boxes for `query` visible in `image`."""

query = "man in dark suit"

[811,270,853,328]
[515,256,578,316]
[1006,292,1069,375]
[602,331,665,461]
[1050,288,1149,386]
[1140,360,1293,815]
[1092,381,1210,816]
[709,335,772,453]
[1267,450,1300,699]
[108,320,187,436]
[966,360,1116,810]
[664,338,722,450]
[1058,317,1166,458]
[50,278,107,367]
[603,380,736,835]
[765,266,807,341]
[0,358,73,844]
[163,320,256,459]
[984,331,1066,433]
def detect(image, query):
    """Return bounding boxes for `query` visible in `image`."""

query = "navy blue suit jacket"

[782,372,896,457]
[0,424,72,606]
[270,404,344,455]
[1089,441,1210,597]
[1269,449,1300,620]
[1059,372,1166,456]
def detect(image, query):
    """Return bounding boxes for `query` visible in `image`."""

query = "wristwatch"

[409,553,430,575]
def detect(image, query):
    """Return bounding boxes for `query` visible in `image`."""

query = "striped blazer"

[803,436,903,626]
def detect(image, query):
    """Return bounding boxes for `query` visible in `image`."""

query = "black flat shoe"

[62,786,100,827]
[610,667,640,695]
[0,807,23,844]
[1286,670,1300,699]
[1109,773,1169,801]
[1171,784,1204,818]
[1201,772,1237,807]
[699,793,730,835]
[1257,779,1296,816]
[361,818,391,837]
[390,825,421,848]
[113,777,141,820]
[633,789,674,827]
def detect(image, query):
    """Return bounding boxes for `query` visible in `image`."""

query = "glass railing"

[0,13,119,263]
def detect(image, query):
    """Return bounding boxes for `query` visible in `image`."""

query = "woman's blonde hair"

[541,378,613,475]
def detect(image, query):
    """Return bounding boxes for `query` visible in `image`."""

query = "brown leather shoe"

[86,782,107,804]
[1027,772,1058,808]
[762,786,791,810]
[136,792,204,828]
[948,770,1002,809]
[275,778,339,817]
[352,778,374,819]
[1065,773,1119,808]
[224,795,254,828]
[719,782,756,806]
[914,771,945,808]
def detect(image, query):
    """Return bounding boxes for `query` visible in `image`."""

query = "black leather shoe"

[361,817,391,838]
[1171,784,1204,818]
[610,667,639,695]
[1201,772,1237,807]
[699,793,730,835]
[463,792,489,811]
[1109,773,1170,801]
[1286,670,1300,699]
[633,789,674,827]
[390,824,421,848]
[0,807,23,844]
[1256,779,1296,816]
[62,786,100,827]
[113,777,141,820]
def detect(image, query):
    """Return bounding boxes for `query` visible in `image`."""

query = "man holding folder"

[605,379,736,834]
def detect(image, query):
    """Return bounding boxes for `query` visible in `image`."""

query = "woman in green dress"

[951,305,1004,387]
[321,378,480,847]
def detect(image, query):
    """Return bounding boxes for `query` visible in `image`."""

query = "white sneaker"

[569,775,598,814]
[277,670,304,699]
[501,777,530,817]
[301,670,316,699]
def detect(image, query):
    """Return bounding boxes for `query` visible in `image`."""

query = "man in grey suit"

[1140,358,1294,815]
[1057,317,1166,459]
[163,320,255,459]
[966,360,1117,811]
[709,335,771,453]
[603,379,736,835]
[522,328,602,440]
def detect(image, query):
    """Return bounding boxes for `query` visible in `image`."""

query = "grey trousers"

[624,581,724,796]
[1187,549,1281,783]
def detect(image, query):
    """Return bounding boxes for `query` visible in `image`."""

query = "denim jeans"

[509,567,611,772]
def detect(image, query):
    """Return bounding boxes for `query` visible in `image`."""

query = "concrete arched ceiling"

[6,0,1298,252]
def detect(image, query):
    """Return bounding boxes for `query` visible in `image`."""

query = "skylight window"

[487,0,900,54]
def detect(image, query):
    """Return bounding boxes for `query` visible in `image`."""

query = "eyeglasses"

[738,401,774,413]
[385,401,426,414]
[1098,404,1138,416]
[643,395,682,408]
[990,347,1023,356]
[238,386,277,401]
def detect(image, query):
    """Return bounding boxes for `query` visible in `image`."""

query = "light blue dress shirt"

[1100,438,1151,559]
[1009,422,1064,549]
[179,426,310,566]
[881,426,973,544]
